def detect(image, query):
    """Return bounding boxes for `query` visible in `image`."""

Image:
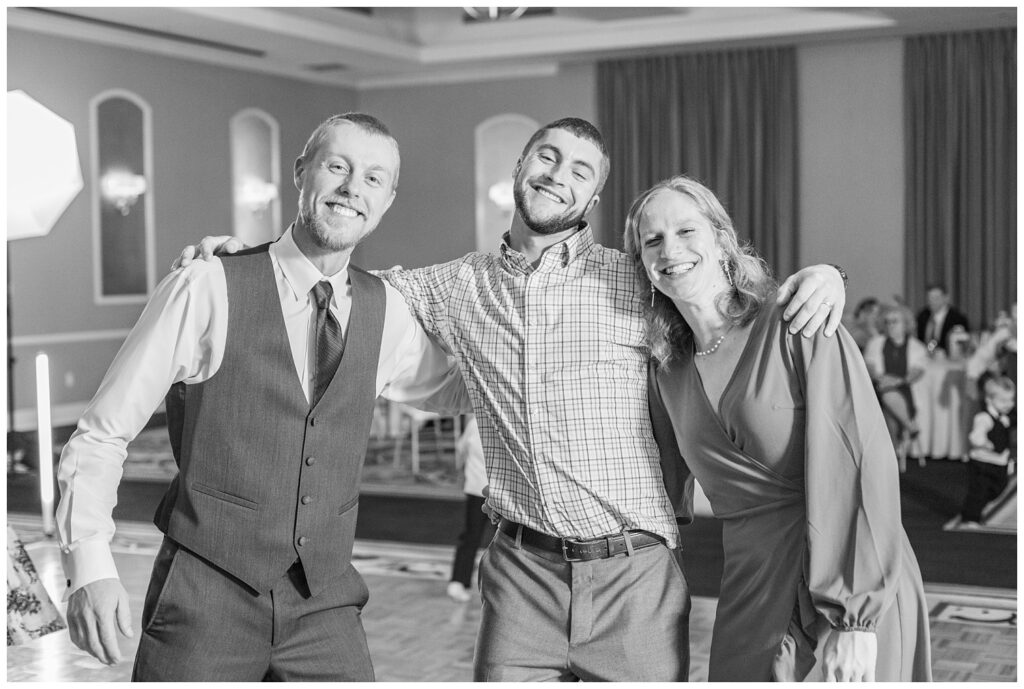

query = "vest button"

[309,417,316,426]
[306,456,317,466]
[297,536,308,546]
[301,495,313,505]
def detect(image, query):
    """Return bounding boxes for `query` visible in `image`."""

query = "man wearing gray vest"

[55,113,468,681]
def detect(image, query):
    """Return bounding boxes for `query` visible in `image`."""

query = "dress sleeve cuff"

[832,623,877,633]
[60,540,119,601]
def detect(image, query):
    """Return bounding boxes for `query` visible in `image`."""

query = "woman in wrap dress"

[624,175,932,682]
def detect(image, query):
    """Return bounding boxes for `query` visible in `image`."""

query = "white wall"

[7,28,358,426]
[7,30,914,425]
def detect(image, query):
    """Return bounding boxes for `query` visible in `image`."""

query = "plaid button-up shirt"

[383,226,680,547]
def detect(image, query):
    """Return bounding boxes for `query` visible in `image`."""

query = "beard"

[299,208,362,252]
[513,183,591,236]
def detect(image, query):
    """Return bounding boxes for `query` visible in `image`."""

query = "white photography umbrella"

[6,90,84,534]
[7,90,84,240]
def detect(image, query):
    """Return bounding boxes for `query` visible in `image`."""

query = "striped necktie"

[311,281,344,406]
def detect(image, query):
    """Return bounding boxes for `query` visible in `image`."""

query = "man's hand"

[171,235,244,270]
[480,485,499,524]
[776,264,847,337]
[66,578,133,665]
[822,629,877,681]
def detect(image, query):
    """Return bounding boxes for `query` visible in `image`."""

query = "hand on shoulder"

[170,236,244,271]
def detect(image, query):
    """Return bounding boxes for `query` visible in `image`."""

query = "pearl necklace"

[695,330,730,357]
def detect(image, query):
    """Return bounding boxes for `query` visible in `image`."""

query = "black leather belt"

[497,518,665,562]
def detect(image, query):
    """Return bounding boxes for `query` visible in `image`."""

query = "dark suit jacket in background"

[916,306,970,353]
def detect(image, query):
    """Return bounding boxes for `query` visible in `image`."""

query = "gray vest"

[156,244,385,595]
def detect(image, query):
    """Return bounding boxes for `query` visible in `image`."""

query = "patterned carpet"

[943,476,1017,535]
[6,514,1017,682]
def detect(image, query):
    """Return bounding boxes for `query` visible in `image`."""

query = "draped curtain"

[596,48,798,278]
[904,29,1016,325]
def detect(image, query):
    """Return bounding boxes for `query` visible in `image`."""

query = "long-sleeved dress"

[649,303,932,681]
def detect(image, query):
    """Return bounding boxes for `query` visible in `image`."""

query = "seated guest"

[848,296,880,352]
[960,375,1016,527]
[916,283,970,355]
[864,304,927,464]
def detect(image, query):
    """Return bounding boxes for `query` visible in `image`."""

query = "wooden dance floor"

[7,514,1017,682]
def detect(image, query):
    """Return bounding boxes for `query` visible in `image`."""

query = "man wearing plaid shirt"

[383,118,846,681]
[180,117,846,681]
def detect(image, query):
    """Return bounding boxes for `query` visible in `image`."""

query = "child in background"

[960,376,1016,527]
[447,416,493,603]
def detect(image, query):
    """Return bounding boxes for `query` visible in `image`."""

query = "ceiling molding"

[417,9,898,64]
[8,6,1016,92]
[7,7,362,89]
[355,62,560,91]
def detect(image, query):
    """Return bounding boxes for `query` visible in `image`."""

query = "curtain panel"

[596,48,798,278]
[905,29,1016,326]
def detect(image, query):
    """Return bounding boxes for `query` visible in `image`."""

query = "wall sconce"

[100,168,147,216]
[236,175,279,216]
[488,180,515,212]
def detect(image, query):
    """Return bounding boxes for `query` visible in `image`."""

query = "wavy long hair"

[622,175,777,367]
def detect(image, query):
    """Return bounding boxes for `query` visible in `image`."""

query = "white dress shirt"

[57,227,468,594]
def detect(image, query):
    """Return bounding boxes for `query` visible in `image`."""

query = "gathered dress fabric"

[650,303,932,681]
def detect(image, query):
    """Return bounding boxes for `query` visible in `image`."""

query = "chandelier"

[463,7,528,22]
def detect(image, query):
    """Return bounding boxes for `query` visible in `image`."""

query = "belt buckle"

[560,539,584,562]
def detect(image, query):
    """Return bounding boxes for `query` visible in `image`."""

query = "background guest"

[864,304,928,468]
[848,296,881,352]
[446,416,493,603]
[967,304,1017,396]
[916,283,970,355]
[960,376,1016,527]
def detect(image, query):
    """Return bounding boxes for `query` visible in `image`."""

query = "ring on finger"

[821,300,833,308]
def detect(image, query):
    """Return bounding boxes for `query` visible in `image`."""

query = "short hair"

[984,375,1016,397]
[926,283,948,295]
[519,117,611,191]
[855,297,879,318]
[300,112,401,188]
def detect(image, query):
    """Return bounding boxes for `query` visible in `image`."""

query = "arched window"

[90,90,154,304]
[230,108,281,246]
[474,114,539,253]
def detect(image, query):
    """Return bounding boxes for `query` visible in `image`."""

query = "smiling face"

[293,121,398,254]
[638,189,730,307]
[512,128,603,235]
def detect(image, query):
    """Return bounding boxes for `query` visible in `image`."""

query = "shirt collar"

[271,225,350,305]
[499,223,596,269]
[986,403,1012,425]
